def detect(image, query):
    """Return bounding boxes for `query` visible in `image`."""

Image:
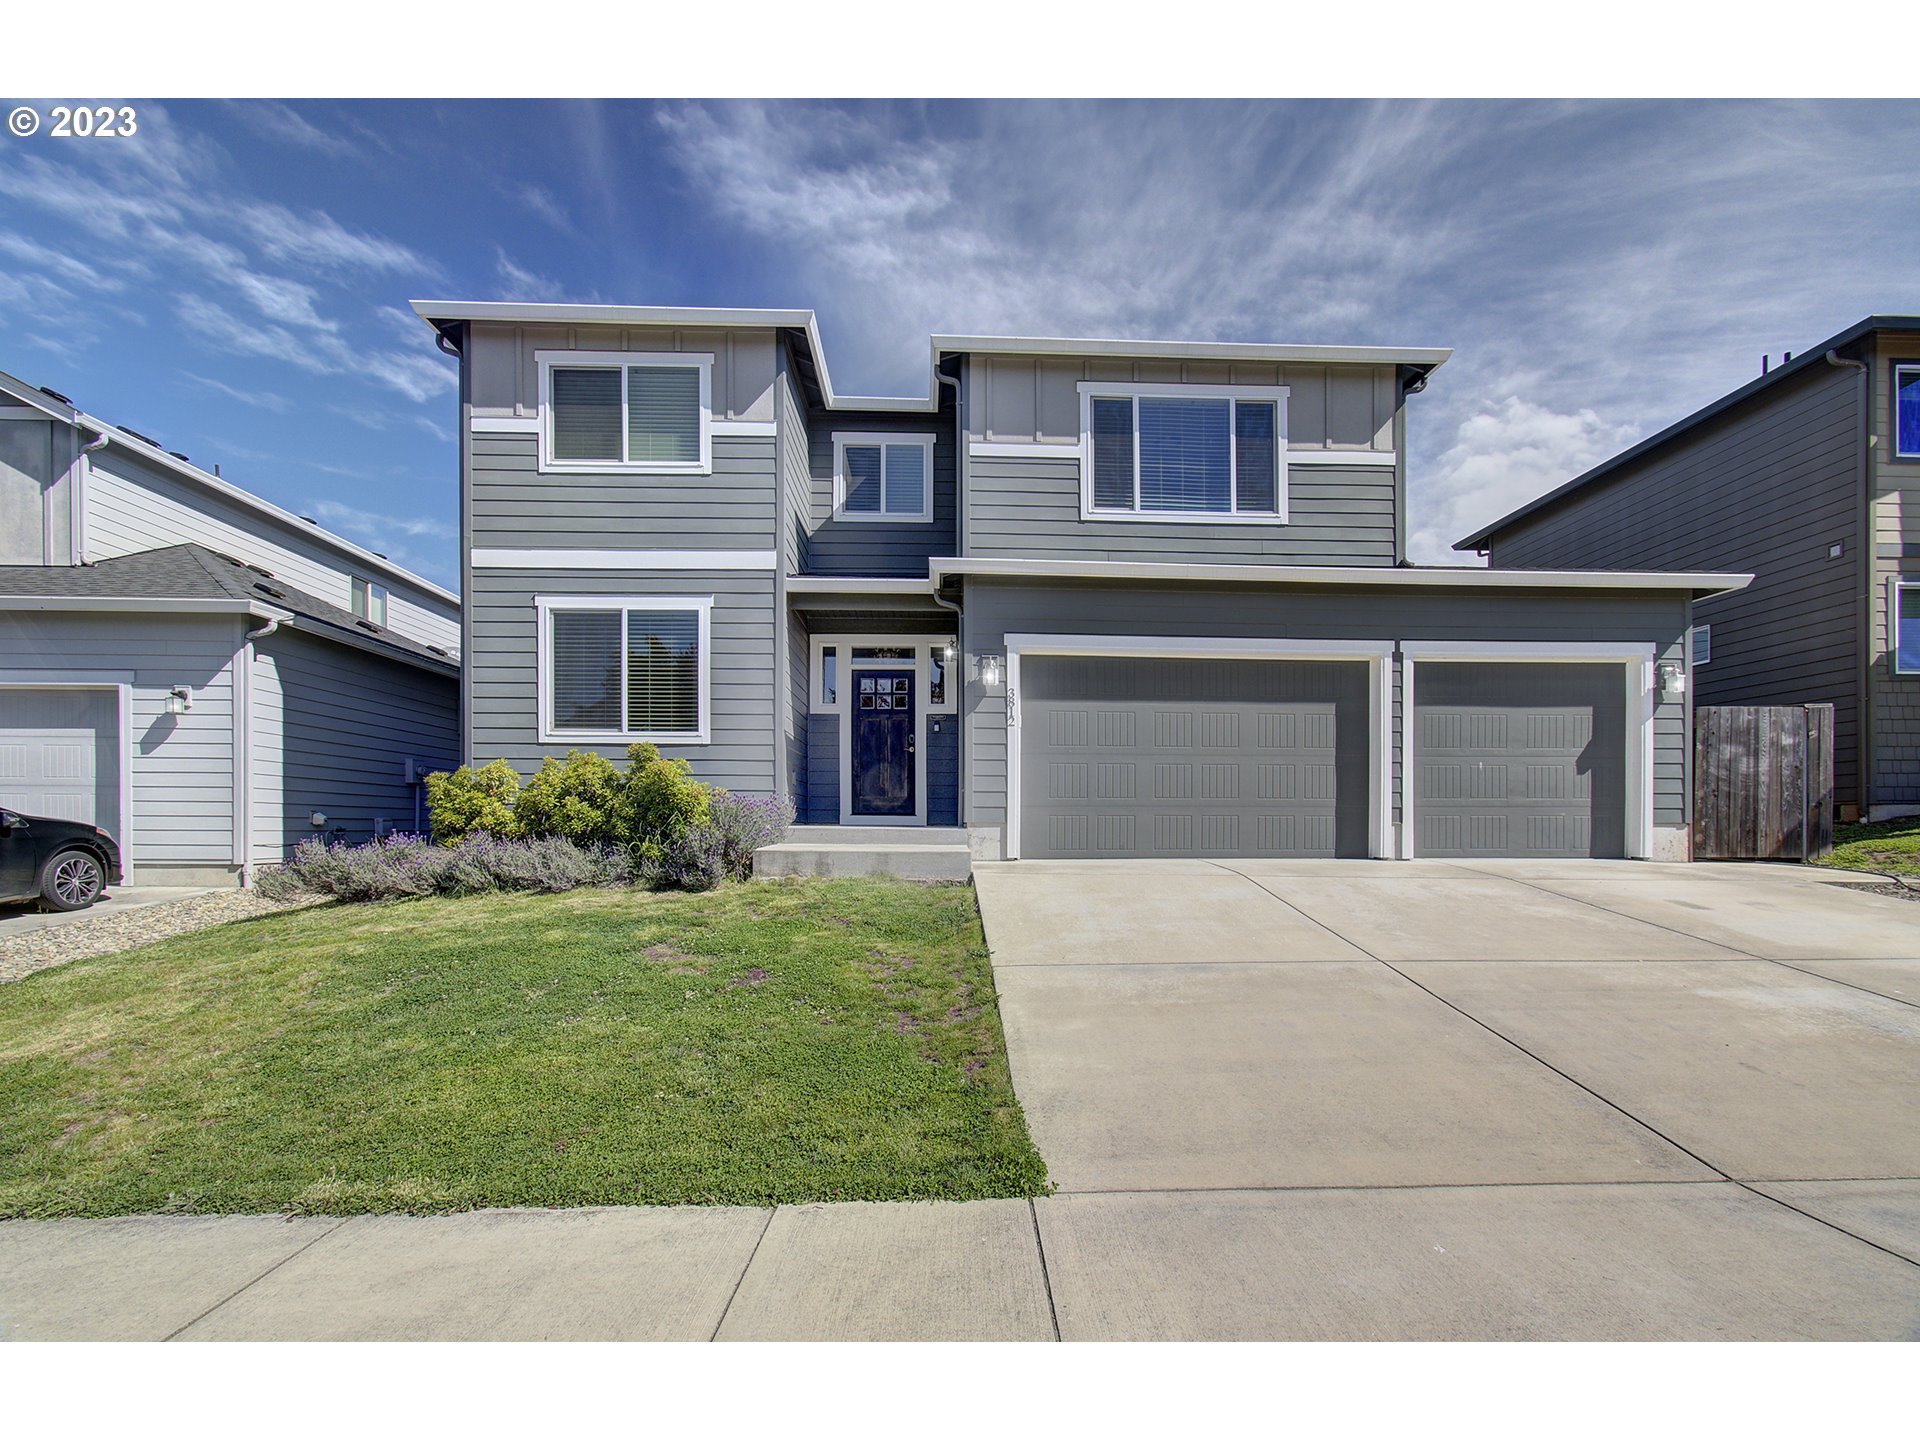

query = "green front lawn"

[1814,816,1920,877]
[0,880,1048,1217]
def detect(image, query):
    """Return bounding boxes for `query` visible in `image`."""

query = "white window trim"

[1896,363,1920,461]
[1892,579,1920,676]
[1076,382,1290,525]
[831,432,935,524]
[999,635,1393,861]
[1689,623,1712,667]
[352,577,388,627]
[534,595,712,746]
[1397,642,1657,863]
[535,349,713,475]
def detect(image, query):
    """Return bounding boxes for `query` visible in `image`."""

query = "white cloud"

[493,249,573,302]
[186,373,292,412]
[1407,397,1641,565]
[224,100,359,159]
[311,498,455,543]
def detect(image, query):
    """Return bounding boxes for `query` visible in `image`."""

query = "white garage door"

[0,689,119,830]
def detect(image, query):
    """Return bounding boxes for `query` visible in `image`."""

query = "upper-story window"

[1896,364,1920,460]
[1078,383,1289,523]
[832,433,934,523]
[351,577,387,626]
[536,350,712,474]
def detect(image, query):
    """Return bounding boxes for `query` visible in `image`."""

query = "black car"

[0,810,123,912]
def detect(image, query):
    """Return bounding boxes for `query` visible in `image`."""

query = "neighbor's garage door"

[1412,663,1626,859]
[0,689,118,828]
[1020,656,1371,859]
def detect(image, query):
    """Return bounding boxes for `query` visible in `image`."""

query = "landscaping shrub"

[423,759,521,843]
[624,743,711,853]
[705,790,796,879]
[513,749,632,849]
[259,833,631,903]
[646,824,728,892]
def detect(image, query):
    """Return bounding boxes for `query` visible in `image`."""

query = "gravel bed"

[1858,880,1920,905]
[0,889,330,985]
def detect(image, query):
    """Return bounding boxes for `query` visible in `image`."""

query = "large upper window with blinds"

[1078,384,1288,522]
[535,596,711,744]
[832,433,935,522]
[536,351,712,473]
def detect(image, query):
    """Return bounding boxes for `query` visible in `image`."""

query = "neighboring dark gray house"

[1457,316,1920,823]
[0,371,461,885]
[414,300,1749,863]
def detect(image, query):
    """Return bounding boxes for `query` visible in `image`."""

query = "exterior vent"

[168,450,191,462]
[255,583,286,600]
[38,386,72,404]
[427,645,449,657]
[357,619,380,633]
[121,426,161,446]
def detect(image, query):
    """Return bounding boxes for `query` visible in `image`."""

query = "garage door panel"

[0,689,118,830]
[1021,656,1370,860]
[1414,663,1625,860]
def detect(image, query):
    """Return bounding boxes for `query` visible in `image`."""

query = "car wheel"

[41,849,106,912]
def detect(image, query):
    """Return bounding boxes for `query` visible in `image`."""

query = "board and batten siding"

[775,363,812,576]
[1,610,241,874]
[803,402,959,577]
[957,579,1690,850]
[464,321,778,424]
[1486,361,1864,808]
[466,567,778,791]
[250,628,458,860]
[83,445,460,655]
[0,411,79,565]
[1869,332,1920,806]
[962,354,1402,567]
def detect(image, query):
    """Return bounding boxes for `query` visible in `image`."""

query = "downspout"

[71,428,108,565]
[238,615,282,885]
[932,363,965,830]
[1827,348,1870,818]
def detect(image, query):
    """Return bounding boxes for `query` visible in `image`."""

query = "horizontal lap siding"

[805,406,958,576]
[467,568,777,791]
[966,456,1395,565]
[960,579,1688,833]
[85,451,460,655]
[252,629,459,858]
[804,715,839,823]
[470,434,776,550]
[0,611,239,866]
[1870,336,1920,804]
[1487,363,1863,805]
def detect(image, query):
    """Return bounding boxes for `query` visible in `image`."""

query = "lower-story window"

[537,595,711,743]
[1895,581,1920,675]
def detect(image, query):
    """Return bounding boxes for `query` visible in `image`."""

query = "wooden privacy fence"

[1693,705,1834,861]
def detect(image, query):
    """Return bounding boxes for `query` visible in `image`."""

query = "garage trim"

[1003,634,1395,860]
[1399,641,1657,862]
[0,674,133,871]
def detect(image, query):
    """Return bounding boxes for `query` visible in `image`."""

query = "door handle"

[907,736,916,755]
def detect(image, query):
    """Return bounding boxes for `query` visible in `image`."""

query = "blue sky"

[2,98,1916,586]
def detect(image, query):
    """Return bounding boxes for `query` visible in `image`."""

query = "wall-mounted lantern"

[977,655,1003,690]
[167,686,193,714]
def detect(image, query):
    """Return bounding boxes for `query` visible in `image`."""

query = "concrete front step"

[786,825,970,848]
[753,842,973,882]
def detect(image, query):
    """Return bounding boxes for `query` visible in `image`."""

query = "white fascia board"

[0,595,266,615]
[785,575,935,595]
[931,334,1453,371]
[928,557,1753,597]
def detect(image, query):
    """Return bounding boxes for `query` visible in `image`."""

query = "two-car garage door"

[1017,654,1629,861]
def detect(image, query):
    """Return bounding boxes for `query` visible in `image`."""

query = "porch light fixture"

[167,685,193,714]
[942,642,956,662]
[978,655,1003,690]
[1657,662,1685,699]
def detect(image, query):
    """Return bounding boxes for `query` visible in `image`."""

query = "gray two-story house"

[1,369,461,886]
[414,301,1749,864]
[1457,316,1920,823]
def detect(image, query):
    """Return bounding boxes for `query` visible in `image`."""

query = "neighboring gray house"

[0,371,461,885]
[414,300,1749,863]
[1457,316,1920,823]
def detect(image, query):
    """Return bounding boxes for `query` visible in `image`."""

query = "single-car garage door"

[1020,656,1372,859]
[1412,662,1626,859]
[0,689,119,829]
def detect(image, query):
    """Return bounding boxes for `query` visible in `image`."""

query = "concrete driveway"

[975,858,1920,1340]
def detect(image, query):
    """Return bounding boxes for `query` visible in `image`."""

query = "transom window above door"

[1078,383,1288,522]
[537,350,712,473]
[833,433,935,522]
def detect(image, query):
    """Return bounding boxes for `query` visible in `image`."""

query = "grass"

[1812,816,1920,877]
[0,879,1049,1217]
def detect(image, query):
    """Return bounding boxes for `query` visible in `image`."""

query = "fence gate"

[1693,705,1834,861]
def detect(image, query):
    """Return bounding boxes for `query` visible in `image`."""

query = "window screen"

[627,366,701,464]
[550,368,622,461]
[843,445,884,513]
[1091,397,1135,509]
[1234,401,1279,513]
[884,444,926,515]
[549,610,621,730]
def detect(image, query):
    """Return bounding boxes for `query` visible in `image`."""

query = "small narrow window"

[833,434,934,521]
[1896,584,1920,675]
[1896,364,1920,460]
[821,646,838,706]
[1690,624,1711,667]
[929,648,947,706]
[351,577,387,626]
[1091,396,1135,509]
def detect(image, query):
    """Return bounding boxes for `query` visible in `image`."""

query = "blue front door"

[853,668,915,818]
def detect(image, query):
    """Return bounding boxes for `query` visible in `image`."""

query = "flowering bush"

[257,833,631,903]
[705,790,795,880]
[645,825,729,892]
